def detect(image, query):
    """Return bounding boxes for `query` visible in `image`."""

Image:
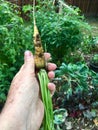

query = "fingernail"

[25,50,31,58]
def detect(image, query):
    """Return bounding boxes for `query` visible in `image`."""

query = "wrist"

[0,114,11,130]
[0,112,25,130]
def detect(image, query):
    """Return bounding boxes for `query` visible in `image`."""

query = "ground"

[87,17,98,36]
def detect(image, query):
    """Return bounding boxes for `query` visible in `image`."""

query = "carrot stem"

[38,69,54,130]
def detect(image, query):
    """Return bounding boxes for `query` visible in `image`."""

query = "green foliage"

[82,36,98,55]
[0,0,93,107]
[0,63,15,102]
[32,1,91,65]
[55,62,98,98]
[0,1,97,129]
[22,5,33,13]
[91,54,98,65]
[53,61,97,128]
[53,108,68,125]
[0,0,33,102]
[54,62,98,116]
[0,1,33,64]
[23,1,91,64]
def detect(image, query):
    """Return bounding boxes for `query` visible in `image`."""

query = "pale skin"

[0,50,57,130]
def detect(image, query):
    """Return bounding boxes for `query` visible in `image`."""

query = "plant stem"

[38,69,54,130]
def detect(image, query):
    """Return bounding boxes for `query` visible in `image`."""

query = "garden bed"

[0,1,98,130]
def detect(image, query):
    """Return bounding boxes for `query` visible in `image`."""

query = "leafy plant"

[82,36,98,55]
[54,62,98,118]
[55,63,91,96]
[27,1,91,65]
[89,54,98,73]
[54,108,68,124]
[0,0,33,103]
[91,54,98,65]
[53,108,68,130]
[0,63,15,103]
[90,36,98,52]
[0,0,93,105]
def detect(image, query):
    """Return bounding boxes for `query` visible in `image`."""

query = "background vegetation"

[0,0,98,129]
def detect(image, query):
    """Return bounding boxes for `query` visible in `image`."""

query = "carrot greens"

[38,69,54,130]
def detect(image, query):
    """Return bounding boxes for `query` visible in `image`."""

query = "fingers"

[44,52,57,70]
[22,51,56,96]
[48,83,56,96]
[48,71,55,79]
[47,63,57,71]
[44,53,57,95]
[23,51,56,72]
[48,71,56,96]
[44,53,51,61]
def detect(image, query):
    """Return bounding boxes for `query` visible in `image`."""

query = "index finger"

[44,53,51,61]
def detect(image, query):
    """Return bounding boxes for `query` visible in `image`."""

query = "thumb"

[24,50,35,72]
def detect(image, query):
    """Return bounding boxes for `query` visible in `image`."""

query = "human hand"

[0,50,57,130]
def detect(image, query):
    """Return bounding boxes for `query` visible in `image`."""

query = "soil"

[86,17,98,37]
[66,116,98,130]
